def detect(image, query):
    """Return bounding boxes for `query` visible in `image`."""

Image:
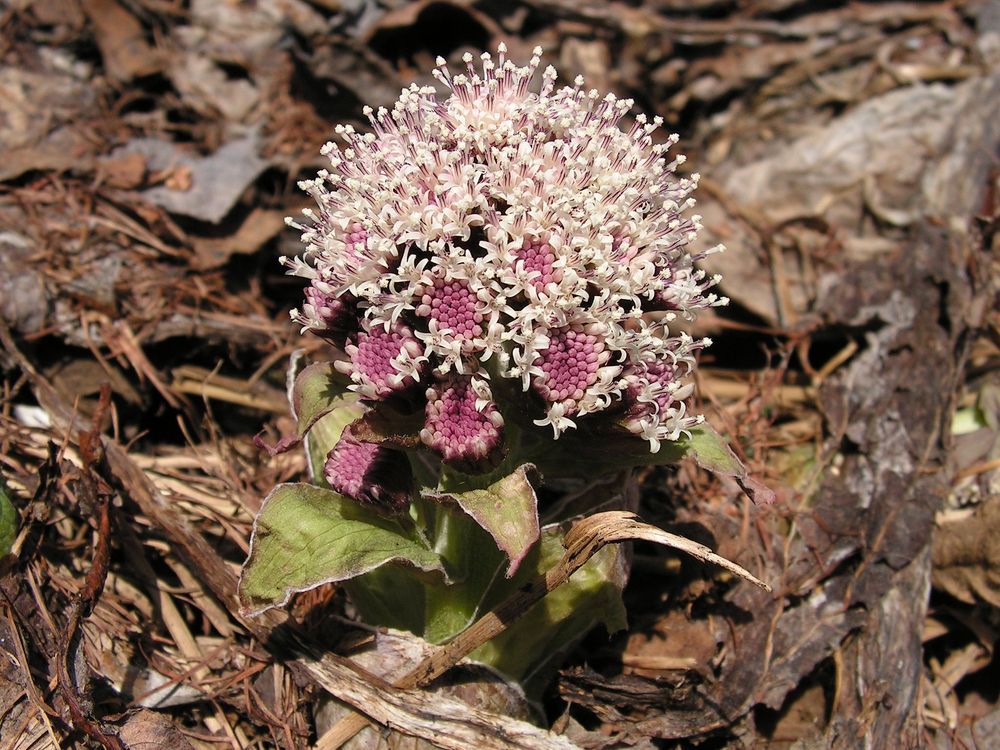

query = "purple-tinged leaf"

[427,465,540,577]
[683,425,775,505]
[238,482,445,616]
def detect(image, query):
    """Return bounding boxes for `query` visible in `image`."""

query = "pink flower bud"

[421,375,504,464]
[324,428,413,512]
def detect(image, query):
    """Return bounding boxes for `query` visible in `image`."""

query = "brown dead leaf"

[118,709,195,750]
[46,357,143,412]
[932,495,1000,607]
[699,70,1000,325]
[560,38,613,95]
[30,0,85,29]
[623,611,718,678]
[98,152,147,190]
[80,0,162,81]
[314,629,533,750]
[0,66,98,180]
[168,53,260,122]
[0,232,48,335]
[190,208,287,269]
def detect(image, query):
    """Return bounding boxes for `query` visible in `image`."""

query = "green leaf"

[306,405,366,487]
[421,502,508,643]
[471,524,627,696]
[291,361,355,438]
[952,406,987,435]
[0,475,18,557]
[344,566,428,635]
[255,358,358,458]
[238,483,446,616]
[683,423,745,474]
[427,465,539,578]
[288,344,362,485]
[683,425,775,505]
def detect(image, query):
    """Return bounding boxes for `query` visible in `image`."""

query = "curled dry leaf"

[562,512,769,592]
[314,628,534,750]
[118,710,194,750]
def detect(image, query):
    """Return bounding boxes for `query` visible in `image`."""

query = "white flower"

[288,45,723,458]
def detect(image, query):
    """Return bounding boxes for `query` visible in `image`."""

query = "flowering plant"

[239,46,765,691]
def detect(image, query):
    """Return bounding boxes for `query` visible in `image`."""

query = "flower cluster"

[285,44,724,482]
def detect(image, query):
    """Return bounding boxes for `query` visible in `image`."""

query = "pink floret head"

[287,44,724,462]
[421,374,504,468]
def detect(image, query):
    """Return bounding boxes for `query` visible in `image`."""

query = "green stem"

[423,502,505,643]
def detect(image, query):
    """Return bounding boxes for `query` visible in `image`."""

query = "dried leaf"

[100,151,148,188]
[700,70,1000,324]
[118,709,194,750]
[190,208,286,269]
[0,65,97,180]
[115,134,268,223]
[932,496,1000,608]
[0,232,48,334]
[314,628,533,750]
[30,0,85,28]
[80,0,162,81]
[168,53,259,121]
